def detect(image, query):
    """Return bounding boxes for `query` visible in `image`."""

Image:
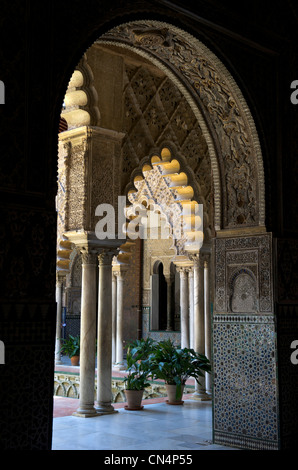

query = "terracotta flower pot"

[165,384,184,405]
[70,355,79,366]
[124,389,144,410]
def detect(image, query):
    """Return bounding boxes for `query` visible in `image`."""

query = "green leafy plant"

[149,339,211,399]
[59,335,80,358]
[123,337,155,391]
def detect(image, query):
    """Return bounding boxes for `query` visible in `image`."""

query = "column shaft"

[188,268,194,349]
[55,279,63,365]
[112,273,117,365]
[193,254,210,400]
[204,260,212,396]
[115,271,125,369]
[96,251,117,414]
[179,267,189,348]
[74,249,97,417]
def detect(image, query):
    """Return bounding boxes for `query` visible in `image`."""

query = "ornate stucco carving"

[67,137,88,231]
[98,20,265,230]
[58,125,125,233]
[56,140,72,274]
[230,270,258,313]
[214,233,273,314]
[120,58,214,238]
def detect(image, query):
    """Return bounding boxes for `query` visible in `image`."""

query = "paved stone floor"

[52,398,237,451]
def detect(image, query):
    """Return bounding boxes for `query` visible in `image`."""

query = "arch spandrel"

[97,20,265,231]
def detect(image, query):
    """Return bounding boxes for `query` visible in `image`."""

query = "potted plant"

[149,339,211,404]
[123,337,155,410]
[60,334,80,366]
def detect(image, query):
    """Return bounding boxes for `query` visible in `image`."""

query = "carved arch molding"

[97,20,265,231]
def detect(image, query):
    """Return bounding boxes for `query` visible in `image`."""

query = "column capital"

[189,252,204,268]
[188,266,194,278]
[113,263,129,278]
[98,249,117,266]
[79,246,98,265]
[56,277,63,288]
[113,269,126,280]
[56,271,66,284]
[201,252,210,266]
[176,265,193,275]
[176,265,187,276]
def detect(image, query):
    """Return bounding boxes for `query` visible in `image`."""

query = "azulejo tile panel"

[213,233,279,450]
[213,314,279,450]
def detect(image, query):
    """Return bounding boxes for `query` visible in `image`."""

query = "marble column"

[96,250,117,415]
[55,278,63,365]
[178,266,189,348]
[192,254,210,400]
[114,269,126,370]
[188,267,194,349]
[204,259,212,397]
[73,248,98,417]
[111,272,117,365]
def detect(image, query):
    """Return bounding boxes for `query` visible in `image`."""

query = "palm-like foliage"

[123,337,155,391]
[149,339,211,399]
[59,335,80,358]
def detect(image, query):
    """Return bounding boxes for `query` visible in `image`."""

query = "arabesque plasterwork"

[98,20,265,230]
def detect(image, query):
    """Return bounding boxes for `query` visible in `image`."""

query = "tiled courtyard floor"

[52,358,237,451]
[52,396,237,451]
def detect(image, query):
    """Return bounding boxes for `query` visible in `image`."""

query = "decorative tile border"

[213,430,279,451]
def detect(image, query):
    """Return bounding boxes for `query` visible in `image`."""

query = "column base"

[192,391,212,401]
[73,405,99,418]
[95,403,118,415]
[113,362,126,371]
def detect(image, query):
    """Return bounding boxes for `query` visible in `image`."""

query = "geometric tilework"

[213,314,279,450]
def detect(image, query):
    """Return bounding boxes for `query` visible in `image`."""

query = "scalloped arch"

[123,145,204,259]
